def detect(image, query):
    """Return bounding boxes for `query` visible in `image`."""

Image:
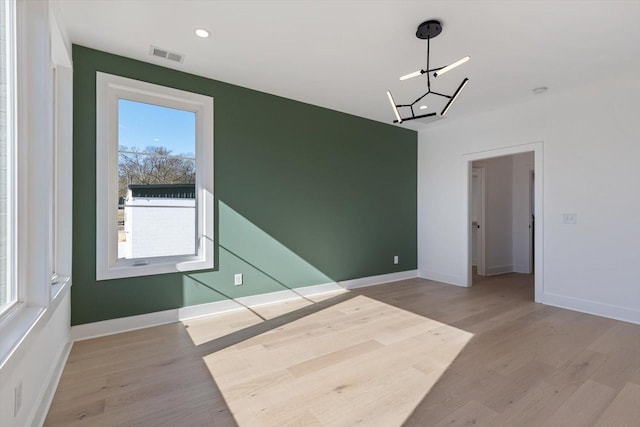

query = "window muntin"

[96,72,214,280]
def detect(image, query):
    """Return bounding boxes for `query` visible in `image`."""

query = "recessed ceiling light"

[533,86,548,95]
[194,28,210,38]
[419,105,428,110]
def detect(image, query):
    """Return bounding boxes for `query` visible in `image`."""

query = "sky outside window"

[118,99,195,156]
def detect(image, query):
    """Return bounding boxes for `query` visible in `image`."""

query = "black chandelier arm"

[426,37,431,92]
[402,66,445,79]
[426,66,445,73]
[441,78,469,116]
[393,112,436,123]
[410,91,431,105]
[396,88,449,109]
[430,91,452,99]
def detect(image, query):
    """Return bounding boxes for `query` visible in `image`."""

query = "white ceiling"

[53,0,640,130]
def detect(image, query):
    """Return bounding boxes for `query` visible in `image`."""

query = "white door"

[529,170,535,273]
[471,167,486,276]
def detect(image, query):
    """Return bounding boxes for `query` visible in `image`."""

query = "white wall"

[418,71,640,324]
[417,98,545,286]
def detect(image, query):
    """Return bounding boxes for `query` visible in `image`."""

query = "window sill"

[0,277,71,369]
[51,275,71,301]
[0,304,45,369]
[97,256,214,281]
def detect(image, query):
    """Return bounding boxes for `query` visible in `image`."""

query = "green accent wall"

[72,45,417,325]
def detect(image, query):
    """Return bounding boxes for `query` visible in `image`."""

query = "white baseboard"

[71,310,179,342]
[544,292,640,325]
[512,264,531,274]
[418,269,467,287]
[71,270,418,341]
[485,265,514,276]
[338,270,418,289]
[30,341,72,427]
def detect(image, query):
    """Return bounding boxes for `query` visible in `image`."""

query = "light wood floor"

[45,275,640,426]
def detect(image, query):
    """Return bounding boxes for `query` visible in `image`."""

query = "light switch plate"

[562,213,577,224]
[234,273,243,286]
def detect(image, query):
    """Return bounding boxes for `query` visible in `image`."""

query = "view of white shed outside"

[119,188,196,259]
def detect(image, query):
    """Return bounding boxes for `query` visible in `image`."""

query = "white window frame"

[96,72,214,280]
[49,63,73,299]
[0,0,17,317]
[49,5,73,300]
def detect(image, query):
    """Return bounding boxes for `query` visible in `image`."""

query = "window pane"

[117,99,197,259]
[50,67,57,279]
[0,0,14,313]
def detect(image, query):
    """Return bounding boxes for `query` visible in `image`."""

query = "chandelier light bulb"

[400,70,423,81]
[434,56,470,78]
[386,91,402,123]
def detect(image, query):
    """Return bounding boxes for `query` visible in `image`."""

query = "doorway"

[463,142,543,302]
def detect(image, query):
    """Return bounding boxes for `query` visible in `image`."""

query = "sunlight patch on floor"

[187,294,473,426]
[182,290,346,346]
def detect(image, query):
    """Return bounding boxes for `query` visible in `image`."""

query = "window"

[0,0,16,316]
[118,100,197,259]
[96,73,214,280]
[1,0,73,366]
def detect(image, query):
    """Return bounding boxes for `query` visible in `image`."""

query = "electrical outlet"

[234,273,243,286]
[393,255,399,265]
[14,382,22,417]
[562,213,577,224]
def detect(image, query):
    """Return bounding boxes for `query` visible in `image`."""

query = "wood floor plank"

[491,380,578,426]
[44,399,106,427]
[431,400,498,427]
[594,382,640,426]
[482,361,556,413]
[547,348,609,388]
[541,379,617,427]
[287,339,383,378]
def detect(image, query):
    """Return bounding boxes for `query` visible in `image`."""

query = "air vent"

[167,52,183,62]
[149,45,185,63]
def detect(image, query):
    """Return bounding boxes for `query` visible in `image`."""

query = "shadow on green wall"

[183,201,337,307]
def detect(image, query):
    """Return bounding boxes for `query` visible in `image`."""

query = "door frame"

[462,141,544,303]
